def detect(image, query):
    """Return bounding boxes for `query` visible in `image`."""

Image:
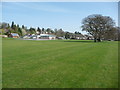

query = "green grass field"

[2,39,118,88]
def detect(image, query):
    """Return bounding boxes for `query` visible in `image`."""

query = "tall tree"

[11,21,14,29]
[37,27,41,34]
[11,24,18,33]
[54,28,58,35]
[65,32,70,39]
[42,28,45,34]
[56,29,65,37]
[18,28,22,36]
[46,28,51,34]
[29,27,36,34]
[81,14,115,42]
[50,29,54,34]
[22,25,25,29]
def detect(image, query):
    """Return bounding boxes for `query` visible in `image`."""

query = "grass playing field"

[2,39,118,88]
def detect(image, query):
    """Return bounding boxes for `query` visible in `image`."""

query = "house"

[9,33,19,38]
[0,35,8,38]
[28,34,56,40]
[39,34,56,40]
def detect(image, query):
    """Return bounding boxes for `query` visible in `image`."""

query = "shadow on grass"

[63,40,95,43]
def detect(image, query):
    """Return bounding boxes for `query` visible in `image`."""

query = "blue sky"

[2,2,118,34]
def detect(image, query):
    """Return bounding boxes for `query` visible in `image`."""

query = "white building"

[30,34,56,40]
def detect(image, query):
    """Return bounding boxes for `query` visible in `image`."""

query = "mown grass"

[2,39,118,88]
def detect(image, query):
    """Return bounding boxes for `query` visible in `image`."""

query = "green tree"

[21,29,27,36]
[46,28,51,34]
[42,28,45,34]
[22,25,25,29]
[65,32,70,39]
[11,21,14,29]
[50,30,54,34]
[29,27,36,34]
[81,14,115,42]
[56,29,65,37]
[104,27,120,41]
[11,24,18,33]
[54,28,58,35]
[37,27,41,34]
[4,24,11,35]
[18,28,22,36]
[10,22,19,33]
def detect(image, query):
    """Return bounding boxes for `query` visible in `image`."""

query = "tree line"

[0,14,120,41]
[0,21,84,39]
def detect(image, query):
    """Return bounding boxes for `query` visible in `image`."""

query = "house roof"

[11,33,19,36]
